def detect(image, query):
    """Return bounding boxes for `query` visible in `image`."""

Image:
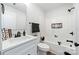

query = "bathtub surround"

[45,4,76,48]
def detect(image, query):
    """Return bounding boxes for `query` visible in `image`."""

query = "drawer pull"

[28,54,31,55]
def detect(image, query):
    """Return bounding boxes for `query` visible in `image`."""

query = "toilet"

[37,43,50,55]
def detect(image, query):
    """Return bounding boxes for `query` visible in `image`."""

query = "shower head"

[68,7,75,12]
[68,9,71,12]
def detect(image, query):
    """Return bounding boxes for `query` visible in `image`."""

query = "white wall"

[26,4,76,46]
[0,4,2,52]
[26,3,45,36]
[74,3,79,55]
[45,4,76,45]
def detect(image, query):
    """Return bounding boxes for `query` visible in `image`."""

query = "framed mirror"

[1,3,27,40]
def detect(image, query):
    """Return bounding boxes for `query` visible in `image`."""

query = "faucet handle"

[58,41,61,45]
[69,32,74,36]
[74,42,79,47]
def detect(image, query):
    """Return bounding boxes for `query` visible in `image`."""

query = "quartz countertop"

[2,35,37,51]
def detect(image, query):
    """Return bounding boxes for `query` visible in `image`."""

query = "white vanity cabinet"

[2,36,38,55]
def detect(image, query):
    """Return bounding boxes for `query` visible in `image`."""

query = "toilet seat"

[38,43,50,52]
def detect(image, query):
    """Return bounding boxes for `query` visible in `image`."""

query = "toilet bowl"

[38,43,50,55]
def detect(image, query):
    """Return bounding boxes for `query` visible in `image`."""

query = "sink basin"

[2,35,37,51]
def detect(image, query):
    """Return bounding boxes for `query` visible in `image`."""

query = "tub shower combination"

[43,41,76,55]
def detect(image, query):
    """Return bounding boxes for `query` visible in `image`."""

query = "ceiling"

[4,3,27,13]
[34,3,73,12]
[4,3,73,13]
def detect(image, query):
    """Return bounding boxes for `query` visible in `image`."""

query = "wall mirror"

[1,3,27,40]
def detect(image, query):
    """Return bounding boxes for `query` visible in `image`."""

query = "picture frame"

[51,23,62,29]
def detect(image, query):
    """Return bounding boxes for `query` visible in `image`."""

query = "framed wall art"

[51,23,62,29]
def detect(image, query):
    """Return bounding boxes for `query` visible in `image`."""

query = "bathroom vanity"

[0,3,39,55]
[1,35,38,55]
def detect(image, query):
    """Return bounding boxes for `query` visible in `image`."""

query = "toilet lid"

[38,43,49,48]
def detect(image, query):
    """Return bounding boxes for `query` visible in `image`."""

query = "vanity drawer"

[22,45,37,55]
[3,39,38,55]
[3,44,37,55]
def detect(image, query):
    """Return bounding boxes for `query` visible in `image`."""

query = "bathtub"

[44,41,76,55]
